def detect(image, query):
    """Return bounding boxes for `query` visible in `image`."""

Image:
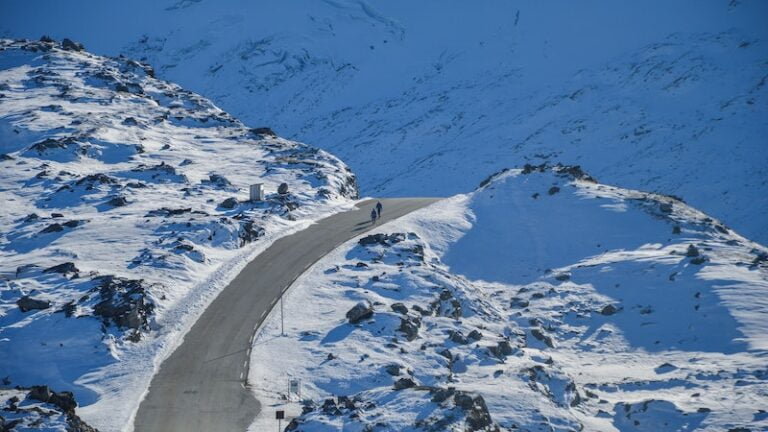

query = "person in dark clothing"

[376,201,383,218]
[370,208,378,224]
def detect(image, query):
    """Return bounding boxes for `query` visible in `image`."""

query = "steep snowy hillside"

[250,166,768,431]
[0,38,356,430]
[2,0,766,243]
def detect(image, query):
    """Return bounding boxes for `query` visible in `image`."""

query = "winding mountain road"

[133,198,440,432]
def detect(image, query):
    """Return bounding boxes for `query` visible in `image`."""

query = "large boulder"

[17,296,51,312]
[346,301,373,324]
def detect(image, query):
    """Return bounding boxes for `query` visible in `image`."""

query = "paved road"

[133,198,440,432]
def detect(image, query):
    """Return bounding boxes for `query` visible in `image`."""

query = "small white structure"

[249,183,265,202]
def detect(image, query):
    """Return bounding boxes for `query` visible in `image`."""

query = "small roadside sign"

[275,410,285,420]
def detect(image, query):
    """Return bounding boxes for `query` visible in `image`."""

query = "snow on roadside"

[0,38,357,431]
[249,165,768,431]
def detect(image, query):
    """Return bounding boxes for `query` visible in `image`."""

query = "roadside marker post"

[276,410,284,431]
[280,289,285,336]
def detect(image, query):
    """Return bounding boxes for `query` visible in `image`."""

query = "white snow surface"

[0,39,357,431]
[250,167,768,431]
[1,1,767,243]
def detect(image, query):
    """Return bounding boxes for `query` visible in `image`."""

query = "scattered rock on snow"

[600,304,620,316]
[43,262,79,274]
[346,301,373,324]
[17,296,51,312]
[219,197,239,209]
[390,302,408,315]
[398,317,420,341]
[393,377,417,390]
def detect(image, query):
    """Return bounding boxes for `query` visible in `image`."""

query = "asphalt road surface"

[133,198,440,432]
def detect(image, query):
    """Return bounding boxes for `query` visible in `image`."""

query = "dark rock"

[0,153,14,161]
[393,377,416,390]
[91,275,154,331]
[321,398,341,416]
[439,349,453,361]
[359,233,388,246]
[467,330,483,341]
[28,385,52,403]
[659,202,674,214]
[17,296,51,312]
[548,186,560,195]
[24,213,40,222]
[430,386,456,403]
[488,340,514,359]
[63,220,82,228]
[346,301,373,324]
[40,35,55,43]
[204,173,231,188]
[686,245,700,257]
[219,197,239,209]
[107,196,128,207]
[251,127,276,137]
[239,221,265,246]
[600,304,619,316]
[61,38,84,51]
[76,173,116,186]
[448,330,469,344]
[278,183,289,195]
[554,273,570,281]
[51,213,64,218]
[510,297,530,308]
[146,207,192,217]
[49,391,76,412]
[391,302,408,315]
[478,168,510,188]
[691,256,707,265]
[411,305,431,316]
[398,317,419,341]
[122,117,139,126]
[454,392,494,430]
[384,364,402,376]
[531,328,554,348]
[672,225,681,234]
[43,262,78,274]
[355,262,368,268]
[40,223,64,234]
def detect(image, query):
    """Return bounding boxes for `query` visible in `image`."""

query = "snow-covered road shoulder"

[249,165,768,431]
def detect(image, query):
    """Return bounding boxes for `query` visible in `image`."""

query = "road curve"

[133,198,440,432]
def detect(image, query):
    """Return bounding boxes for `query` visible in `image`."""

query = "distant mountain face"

[0,38,356,427]
[1,1,766,243]
[3,1,767,241]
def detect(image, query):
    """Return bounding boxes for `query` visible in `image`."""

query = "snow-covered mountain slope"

[250,166,768,431]
[2,1,766,243]
[0,39,356,430]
